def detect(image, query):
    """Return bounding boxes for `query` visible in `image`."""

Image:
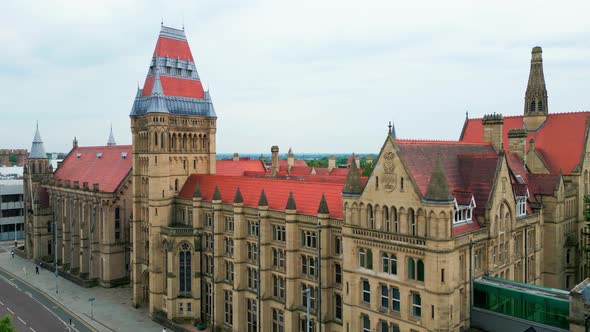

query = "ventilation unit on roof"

[96,153,103,158]
[121,152,128,159]
[76,153,82,158]
[515,175,525,184]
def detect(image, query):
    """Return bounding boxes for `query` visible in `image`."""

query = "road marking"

[7,307,14,314]
[0,300,4,305]
[18,317,26,325]
[29,328,36,332]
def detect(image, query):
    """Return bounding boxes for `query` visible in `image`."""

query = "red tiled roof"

[286,166,312,175]
[460,112,590,174]
[452,221,481,237]
[397,141,496,196]
[178,175,345,218]
[216,160,266,176]
[54,145,132,193]
[313,168,330,175]
[142,75,205,99]
[153,36,194,62]
[527,174,559,196]
[506,153,528,182]
[329,168,351,176]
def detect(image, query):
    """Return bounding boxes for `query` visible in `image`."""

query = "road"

[0,266,94,332]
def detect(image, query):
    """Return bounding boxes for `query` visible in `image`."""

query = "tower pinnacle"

[524,46,548,116]
[107,124,117,146]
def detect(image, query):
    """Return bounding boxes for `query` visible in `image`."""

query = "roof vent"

[515,175,525,184]
[96,153,103,158]
[121,152,128,159]
[76,153,82,158]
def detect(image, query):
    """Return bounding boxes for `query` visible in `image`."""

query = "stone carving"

[383,151,397,192]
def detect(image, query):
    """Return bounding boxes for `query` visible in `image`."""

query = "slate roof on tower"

[130,25,216,117]
[29,123,47,159]
[460,112,590,174]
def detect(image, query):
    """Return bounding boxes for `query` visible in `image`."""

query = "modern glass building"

[0,179,25,241]
[473,276,570,330]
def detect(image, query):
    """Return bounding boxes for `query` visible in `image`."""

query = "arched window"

[384,207,390,232]
[368,205,374,229]
[408,258,415,280]
[114,207,121,241]
[530,101,536,112]
[538,100,543,112]
[408,208,416,236]
[584,170,588,195]
[417,259,424,281]
[393,207,398,233]
[179,243,191,292]
[382,253,389,273]
[175,179,179,192]
[154,132,158,146]
[161,132,165,149]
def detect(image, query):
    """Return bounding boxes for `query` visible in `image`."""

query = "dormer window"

[515,187,529,218]
[453,196,476,224]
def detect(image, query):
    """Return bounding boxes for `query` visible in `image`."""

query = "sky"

[1,0,590,154]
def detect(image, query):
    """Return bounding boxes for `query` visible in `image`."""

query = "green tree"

[361,162,374,176]
[0,315,15,332]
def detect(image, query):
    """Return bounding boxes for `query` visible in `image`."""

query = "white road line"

[29,327,36,332]
[0,300,4,305]
[18,316,26,325]
[7,307,14,314]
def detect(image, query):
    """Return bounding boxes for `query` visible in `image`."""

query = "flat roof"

[475,276,569,301]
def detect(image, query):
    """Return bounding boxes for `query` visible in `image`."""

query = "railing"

[161,225,198,236]
[352,228,426,246]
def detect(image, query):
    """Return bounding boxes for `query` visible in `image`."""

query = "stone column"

[70,198,80,274]
[232,202,247,329]
[212,199,223,327]
[259,206,270,332]
[79,200,90,279]
[284,207,299,332]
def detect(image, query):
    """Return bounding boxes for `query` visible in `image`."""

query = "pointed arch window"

[393,207,398,233]
[408,208,416,236]
[384,207,390,232]
[537,100,543,112]
[368,205,374,229]
[179,243,192,292]
[408,258,415,280]
[154,132,158,147]
[530,101,536,112]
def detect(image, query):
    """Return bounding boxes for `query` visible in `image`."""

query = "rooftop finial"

[388,121,392,132]
[466,110,469,119]
[107,124,117,146]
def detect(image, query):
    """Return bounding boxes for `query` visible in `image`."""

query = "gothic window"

[272,309,284,332]
[335,294,342,320]
[179,243,191,292]
[154,132,158,146]
[362,314,371,332]
[393,207,398,232]
[538,100,543,112]
[359,248,373,269]
[384,207,390,232]
[412,292,422,318]
[175,179,179,192]
[408,258,415,279]
[368,204,374,229]
[530,101,536,112]
[224,290,233,325]
[516,196,527,217]
[161,132,165,148]
[247,299,257,332]
[408,208,416,236]
[114,207,121,241]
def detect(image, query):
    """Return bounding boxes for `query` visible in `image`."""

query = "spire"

[258,189,268,207]
[317,194,330,214]
[390,121,397,139]
[212,185,222,201]
[234,187,244,204]
[524,46,548,117]
[425,159,454,201]
[192,182,202,198]
[107,124,117,146]
[29,122,47,159]
[146,66,169,114]
[342,154,363,195]
[286,191,297,210]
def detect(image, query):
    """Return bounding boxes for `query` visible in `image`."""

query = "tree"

[0,315,15,332]
[361,161,374,177]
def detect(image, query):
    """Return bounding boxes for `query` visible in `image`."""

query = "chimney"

[328,156,336,172]
[271,146,279,176]
[507,128,527,162]
[287,148,294,169]
[232,152,239,161]
[482,113,504,152]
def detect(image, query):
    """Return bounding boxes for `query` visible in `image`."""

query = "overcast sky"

[1,0,589,154]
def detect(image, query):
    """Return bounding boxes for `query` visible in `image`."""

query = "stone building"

[24,126,133,287]
[460,46,590,290]
[23,24,588,331]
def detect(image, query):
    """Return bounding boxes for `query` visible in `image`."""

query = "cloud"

[1,0,590,154]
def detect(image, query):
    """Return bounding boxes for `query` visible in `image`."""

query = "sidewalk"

[0,248,165,332]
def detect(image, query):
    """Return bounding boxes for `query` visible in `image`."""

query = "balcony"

[161,224,198,237]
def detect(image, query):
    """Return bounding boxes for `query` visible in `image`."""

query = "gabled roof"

[216,160,266,176]
[460,112,590,174]
[178,174,344,218]
[54,145,132,193]
[527,173,559,196]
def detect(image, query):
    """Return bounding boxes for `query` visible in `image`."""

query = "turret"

[524,46,549,131]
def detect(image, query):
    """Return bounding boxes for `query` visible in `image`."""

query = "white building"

[0,179,25,241]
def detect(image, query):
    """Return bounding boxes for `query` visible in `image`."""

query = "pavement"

[0,242,165,332]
